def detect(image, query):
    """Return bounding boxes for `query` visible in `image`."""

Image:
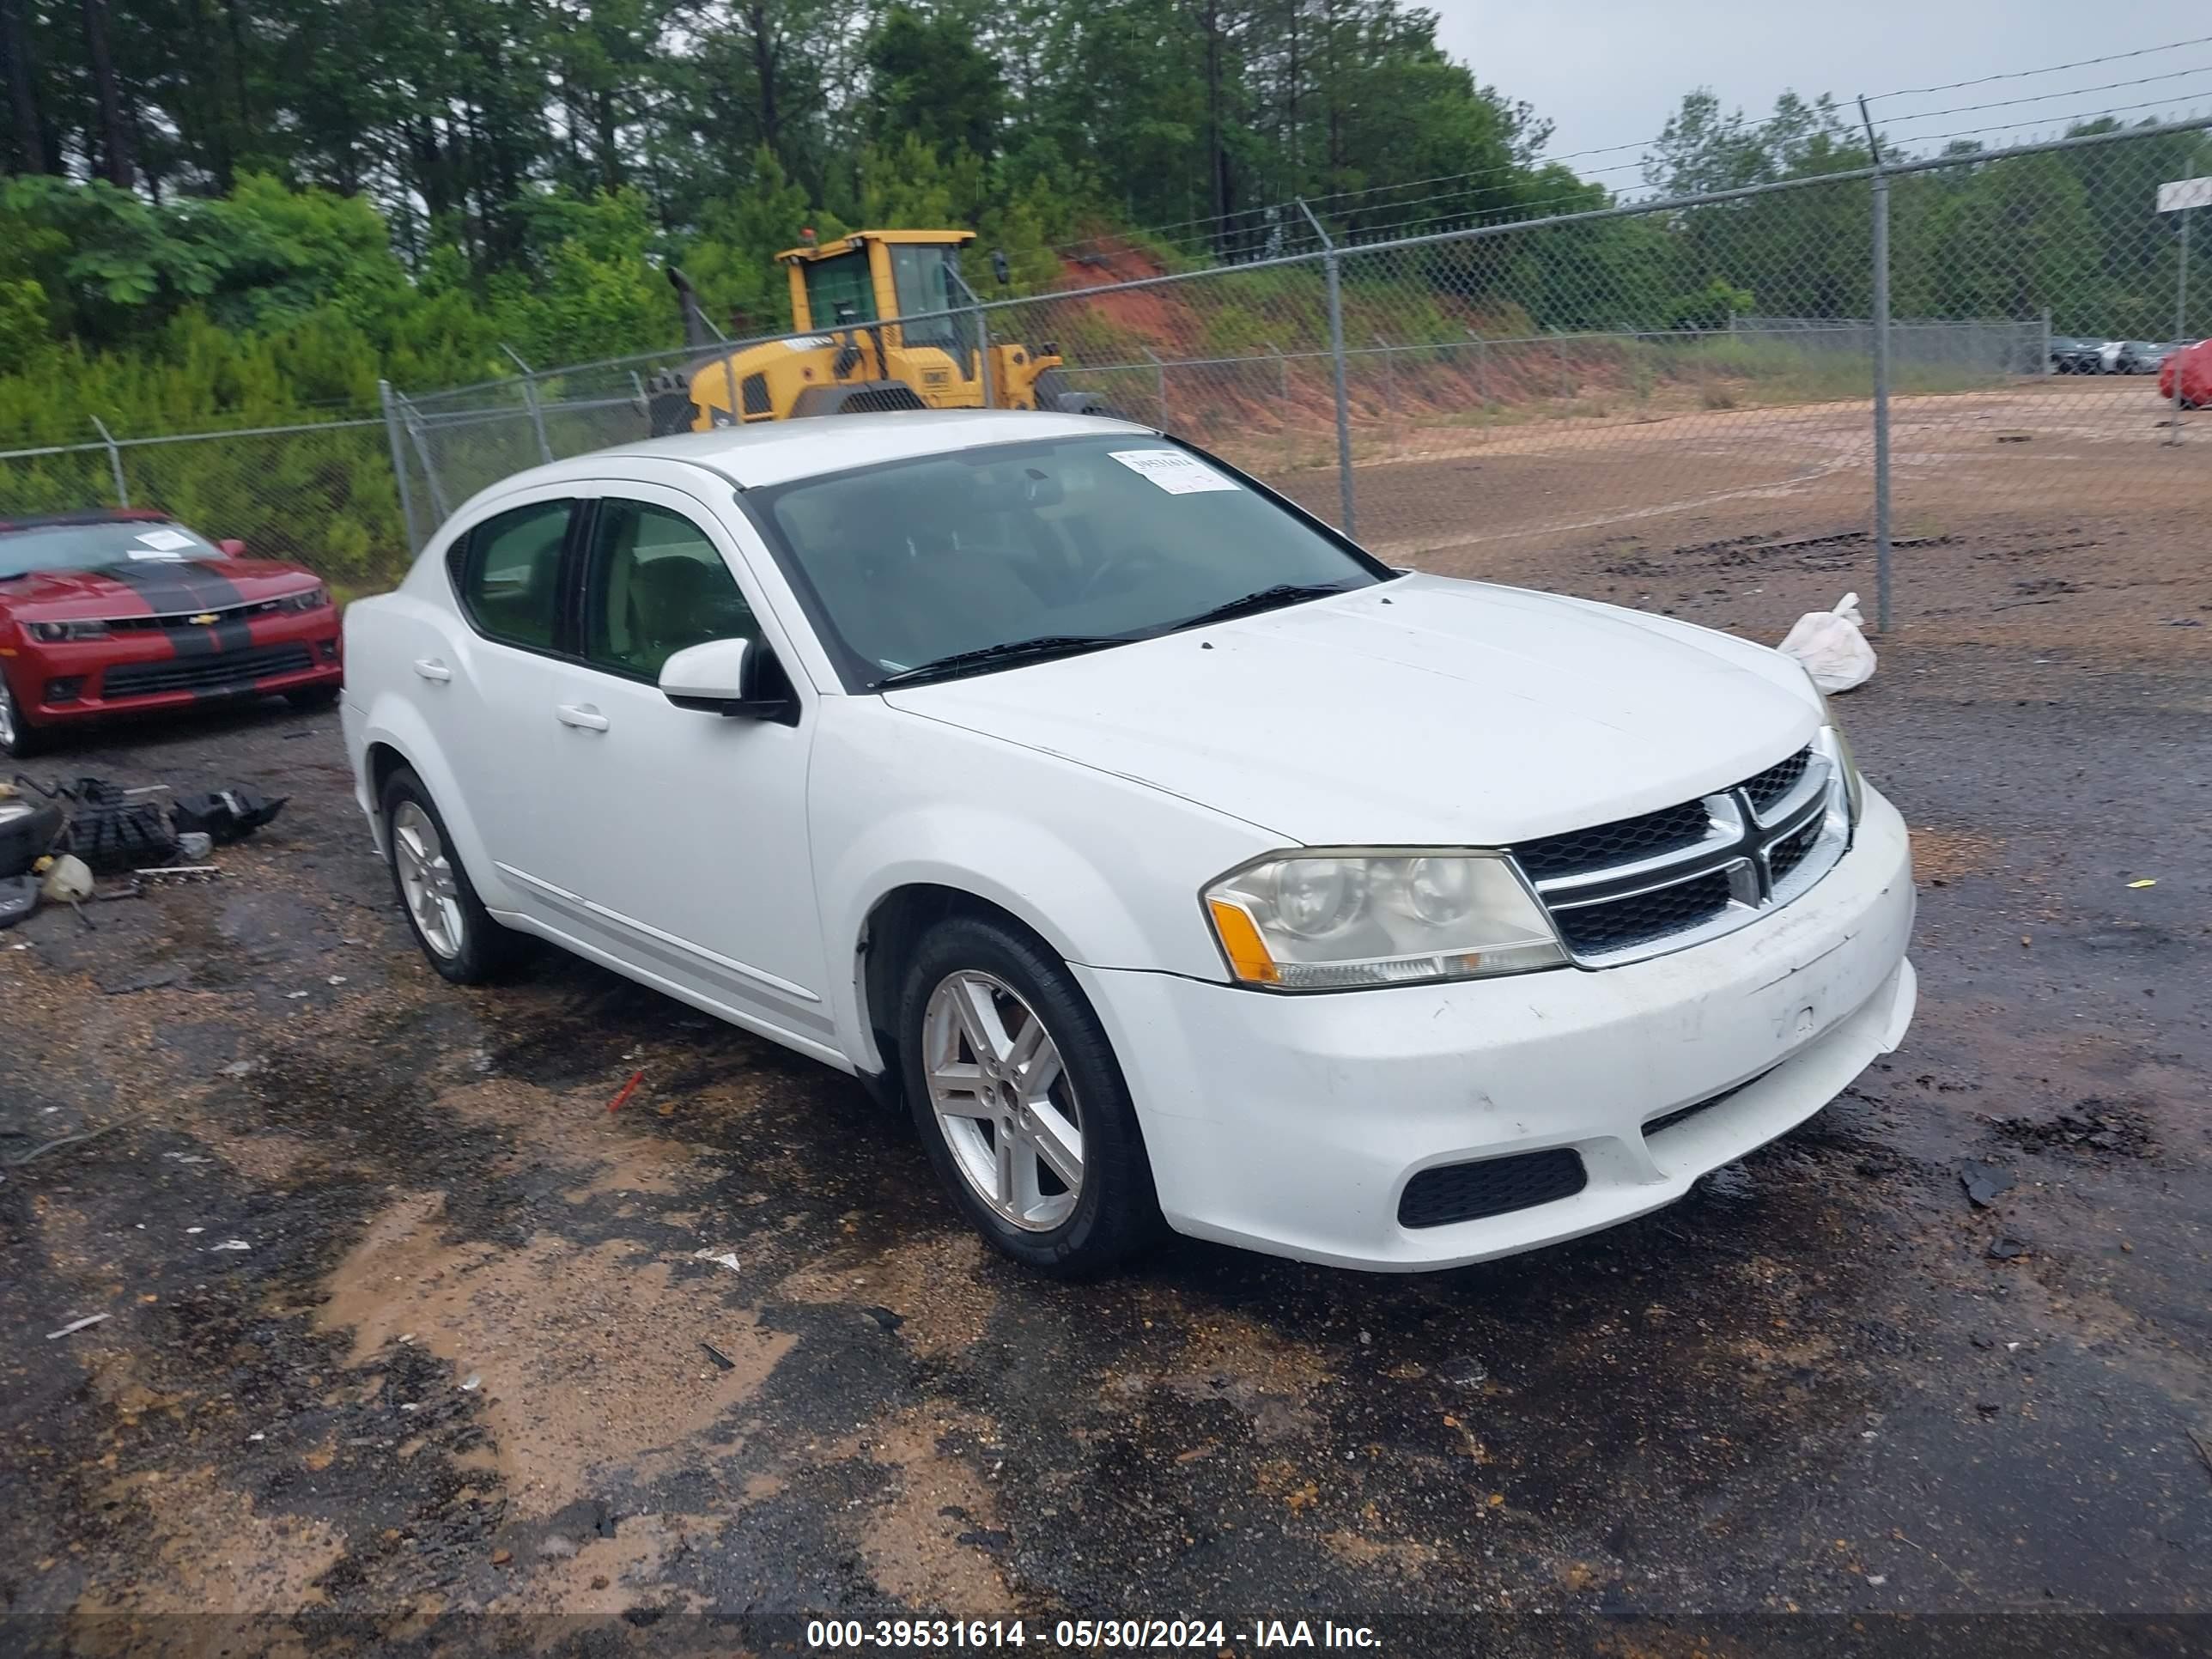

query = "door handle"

[556,703,610,732]
[411,658,453,683]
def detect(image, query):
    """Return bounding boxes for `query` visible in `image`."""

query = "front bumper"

[4,610,342,728]
[1077,785,1917,1272]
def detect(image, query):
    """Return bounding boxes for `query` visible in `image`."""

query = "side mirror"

[216,538,246,557]
[659,637,790,721]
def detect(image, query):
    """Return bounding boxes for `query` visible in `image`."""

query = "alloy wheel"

[922,969,1085,1231]
[391,800,465,960]
[0,678,16,751]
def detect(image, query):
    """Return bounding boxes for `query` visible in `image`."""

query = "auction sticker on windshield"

[1109,449,1240,494]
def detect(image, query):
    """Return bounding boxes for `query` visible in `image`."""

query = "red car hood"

[0,557,319,622]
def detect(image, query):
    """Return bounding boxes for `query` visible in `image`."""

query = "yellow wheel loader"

[646,230,1110,435]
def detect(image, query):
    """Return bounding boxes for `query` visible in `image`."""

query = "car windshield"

[755,435,1389,688]
[0,520,217,580]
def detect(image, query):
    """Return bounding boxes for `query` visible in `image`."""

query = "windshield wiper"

[874,634,1127,690]
[1169,580,1356,633]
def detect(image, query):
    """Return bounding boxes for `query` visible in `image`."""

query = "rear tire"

[897,912,1164,1276]
[379,765,526,984]
[1032,367,1122,419]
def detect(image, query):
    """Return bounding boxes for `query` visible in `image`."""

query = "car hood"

[0,557,319,621]
[883,574,1824,845]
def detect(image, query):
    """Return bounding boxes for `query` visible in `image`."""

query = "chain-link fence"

[0,410,406,588]
[7,115,2208,629]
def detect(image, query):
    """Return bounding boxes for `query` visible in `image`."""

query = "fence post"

[1293,197,1357,537]
[1861,96,1894,632]
[1553,331,1571,404]
[1141,345,1168,428]
[1375,336,1396,450]
[1324,258,1355,532]
[2039,307,2051,375]
[2170,207,2190,448]
[88,416,129,507]
[399,393,451,525]
[948,265,995,409]
[1466,328,1491,419]
[501,345,555,465]
[380,380,422,555]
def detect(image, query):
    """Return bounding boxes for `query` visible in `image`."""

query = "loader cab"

[781,230,981,368]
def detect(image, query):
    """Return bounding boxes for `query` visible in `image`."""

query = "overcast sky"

[1431,1,2212,179]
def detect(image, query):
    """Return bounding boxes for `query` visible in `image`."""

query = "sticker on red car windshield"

[1108,449,1240,494]
[130,528,195,556]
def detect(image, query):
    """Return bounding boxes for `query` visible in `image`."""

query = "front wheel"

[0,675,48,758]
[898,913,1164,1275]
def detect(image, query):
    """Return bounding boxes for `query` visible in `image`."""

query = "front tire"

[897,913,1164,1275]
[380,765,525,984]
[287,683,342,710]
[0,675,48,758]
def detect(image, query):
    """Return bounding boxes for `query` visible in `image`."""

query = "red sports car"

[2158,338,2211,410]
[0,508,343,757]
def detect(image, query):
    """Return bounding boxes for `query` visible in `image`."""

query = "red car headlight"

[24,619,111,642]
[273,585,331,614]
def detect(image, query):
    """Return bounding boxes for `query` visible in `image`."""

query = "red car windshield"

[0,520,219,580]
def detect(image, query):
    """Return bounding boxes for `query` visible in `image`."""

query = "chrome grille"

[1553,868,1735,957]
[1742,749,1811,814]
[1515,738,1848,967]
[1516,798,1713,881]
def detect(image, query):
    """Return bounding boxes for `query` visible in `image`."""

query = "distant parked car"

[2158,339,2212,409]
[0,508,341,757]
[2048,336,2109,374]
[2117,341,2171,375]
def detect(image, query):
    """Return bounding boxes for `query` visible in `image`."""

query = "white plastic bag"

[1778,591,1876,693]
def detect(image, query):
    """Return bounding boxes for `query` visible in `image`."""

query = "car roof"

[580,409,1158,491]
[0,507,176,534]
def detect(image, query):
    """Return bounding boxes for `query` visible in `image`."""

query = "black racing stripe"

[99,562,204,616]
[211,617,254,653]
[163,626,216,658]
[96,557,245,617]
[176,559,244,610]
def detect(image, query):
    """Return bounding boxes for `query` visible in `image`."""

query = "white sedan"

[342,410,1915,1274]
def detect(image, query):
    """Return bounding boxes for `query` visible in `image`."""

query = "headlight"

[274,585,331,613]
[1797,667,1864,830]
[24,618,110,641]
[1204,850,1568,990]
[1822,721,1863,829]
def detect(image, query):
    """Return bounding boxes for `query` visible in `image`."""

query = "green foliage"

[1665,277,1755,331]
[861,6,1006,161]
[487,187,670,366]
[684,151,814,335]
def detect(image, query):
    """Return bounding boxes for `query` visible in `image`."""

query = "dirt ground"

[3,421,2209,1656]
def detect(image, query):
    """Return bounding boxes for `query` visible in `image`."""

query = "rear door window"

[453,501,574,652]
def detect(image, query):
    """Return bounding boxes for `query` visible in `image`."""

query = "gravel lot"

[2,471,2208,1655]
